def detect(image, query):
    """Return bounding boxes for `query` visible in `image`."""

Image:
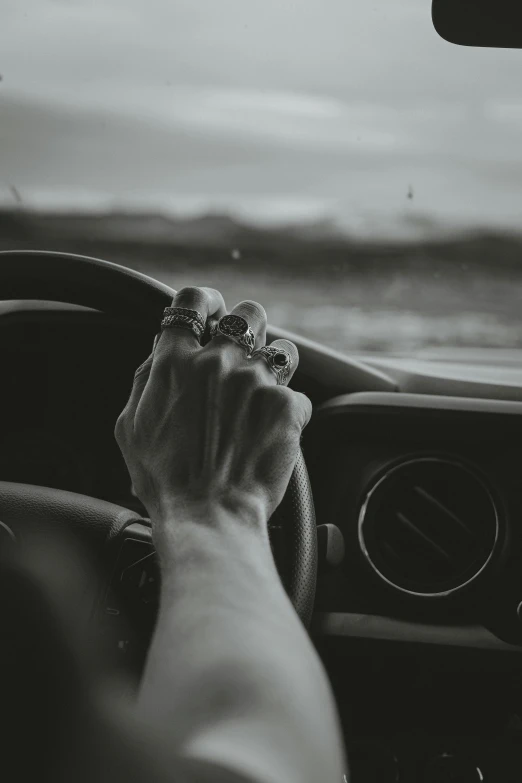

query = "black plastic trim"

[317,391,522,418]
[313,612,522,654]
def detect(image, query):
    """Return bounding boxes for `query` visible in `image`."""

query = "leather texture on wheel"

[269,450,317,627]
[0,482,143,550]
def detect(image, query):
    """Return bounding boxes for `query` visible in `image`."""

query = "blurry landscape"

[1,207,521,355]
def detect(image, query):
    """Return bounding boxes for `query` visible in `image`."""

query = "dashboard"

[307,394,522,642]
[304,395,522,781]
[3,302,522,781]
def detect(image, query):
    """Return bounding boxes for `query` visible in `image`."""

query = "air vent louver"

[358,458,499,596]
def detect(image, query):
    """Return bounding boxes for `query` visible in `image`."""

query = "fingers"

[256,338,300,386]
[263,339,311,428]
[250,338,300,390]
[225,299,267,350]
[251,336,311,431]
[118,287,227,434]
[115,289,312,448]
[156,287,227,354]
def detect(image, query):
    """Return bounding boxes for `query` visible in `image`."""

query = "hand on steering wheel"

[115,286,312,549]
[0,252,318,626]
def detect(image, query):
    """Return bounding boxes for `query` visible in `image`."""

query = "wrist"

[149,492,270,545]
[155,491,267,525]
[151,498,279,586]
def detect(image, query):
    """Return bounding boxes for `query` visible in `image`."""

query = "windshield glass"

[2,1,521,356]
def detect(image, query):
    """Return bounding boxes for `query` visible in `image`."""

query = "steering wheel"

[0,250,317,628]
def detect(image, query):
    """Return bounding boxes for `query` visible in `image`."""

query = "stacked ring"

[252,346,292,385]
[210,314,256,357]
[161,306,205,342]
[163,306,205,331]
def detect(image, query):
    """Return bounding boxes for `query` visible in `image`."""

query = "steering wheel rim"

[0,249,318,626]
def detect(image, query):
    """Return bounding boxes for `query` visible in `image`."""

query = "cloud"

[2,0,522,235]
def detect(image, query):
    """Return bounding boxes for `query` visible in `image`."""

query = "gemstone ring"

[210,314,256,357]
[252,345,292,385]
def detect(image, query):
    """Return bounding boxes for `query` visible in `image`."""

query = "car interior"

[0,248,521,783]
[3,2,522,782]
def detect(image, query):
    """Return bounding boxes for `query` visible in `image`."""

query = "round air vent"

[358,458,499,596]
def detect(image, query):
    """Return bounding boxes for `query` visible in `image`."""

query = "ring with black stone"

[252,345,292,385]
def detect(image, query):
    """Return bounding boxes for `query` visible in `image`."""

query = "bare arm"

[115,287,347,783]
[140,513,345,783]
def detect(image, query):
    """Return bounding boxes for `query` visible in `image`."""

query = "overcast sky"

[2,0,522,236]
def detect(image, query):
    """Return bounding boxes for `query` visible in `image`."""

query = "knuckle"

[271,385,294,411]
[271,387,305,434]
[229,365,256,393]
[254,384,294,416]
[251,383,273,406]
[195,347,227,377]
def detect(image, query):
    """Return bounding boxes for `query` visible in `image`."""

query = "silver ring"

[161,307,205,342]
[163,306,205,330]
[210,314,256,357]
[252,346,292,385]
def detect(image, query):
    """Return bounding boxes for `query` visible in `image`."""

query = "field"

[1,209,521,354]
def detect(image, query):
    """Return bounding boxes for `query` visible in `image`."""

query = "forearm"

[137,508,346,783]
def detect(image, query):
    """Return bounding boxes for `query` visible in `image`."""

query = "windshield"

[2,1,521,356]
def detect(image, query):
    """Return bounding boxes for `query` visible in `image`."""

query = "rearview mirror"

[432,0,522,48]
